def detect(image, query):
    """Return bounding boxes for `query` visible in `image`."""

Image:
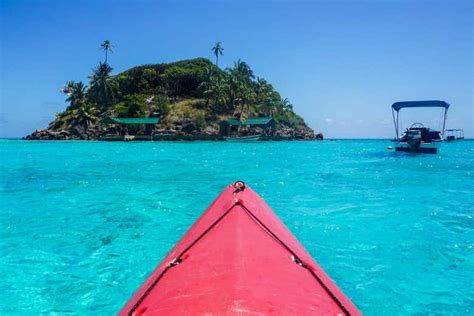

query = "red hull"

[120,182,361,315]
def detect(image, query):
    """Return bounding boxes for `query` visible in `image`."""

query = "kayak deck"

[120,182,360,315]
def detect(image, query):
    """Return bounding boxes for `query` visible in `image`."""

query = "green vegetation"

[61,81,87,110]
[116,95,147,118]
[88,62,117,108]
[49,40,313,137]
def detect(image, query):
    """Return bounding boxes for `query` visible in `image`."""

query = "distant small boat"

[391,100,449,154]
[445,129,464,142]
[225,134,261,142]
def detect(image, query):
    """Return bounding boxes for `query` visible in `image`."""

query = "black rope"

[173,203,238,263]
[240,203,352,316]
[127,202,238,316]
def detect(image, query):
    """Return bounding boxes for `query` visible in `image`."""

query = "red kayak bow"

[120,181,361,315]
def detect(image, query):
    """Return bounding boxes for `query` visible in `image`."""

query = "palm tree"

[199,66,230,110]
[61,81,87,110]
[76,104,98,128]
[227,71,240,106]
[211,41,224,67]
[199,66,215,105]
[280,98,293,111]
[260,90,282,117]
[237,86,256,120]
[100,40,113,64]
[263,96,277,117]
[201,73,229,111]
[254,79,267,111]
[225,60,255,111]
[255,78,270,96]
[212,76,229,108]
[230,59,254,83]
[88,62,116,108]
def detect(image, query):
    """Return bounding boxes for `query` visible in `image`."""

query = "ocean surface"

[0,139,473,315]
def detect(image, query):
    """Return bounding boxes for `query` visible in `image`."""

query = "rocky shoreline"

[24,124,323,141]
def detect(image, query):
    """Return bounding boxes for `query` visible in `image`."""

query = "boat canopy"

[392,100,450,112]
[391,100,450,140]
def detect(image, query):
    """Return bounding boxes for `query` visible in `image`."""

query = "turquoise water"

[1,139,473,315]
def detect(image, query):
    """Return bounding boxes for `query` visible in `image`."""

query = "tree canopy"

[54,40,309,134]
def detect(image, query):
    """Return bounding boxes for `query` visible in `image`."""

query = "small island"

[25,41,322,141]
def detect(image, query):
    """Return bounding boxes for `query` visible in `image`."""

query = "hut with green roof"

[100,117,160,141]
[220,117,275,137]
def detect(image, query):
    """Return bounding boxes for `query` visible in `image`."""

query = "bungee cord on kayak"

[127,180,351,316]
[128,202,239,316]
[240,202,351,316]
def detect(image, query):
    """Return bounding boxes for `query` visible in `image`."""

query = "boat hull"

[395,141,438,154]
[225,135,261,142]
[446,136,464,142]
[119,182,360,315]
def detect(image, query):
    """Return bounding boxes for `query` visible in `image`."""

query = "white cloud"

[379,118,392,126]
[324,118,334,125]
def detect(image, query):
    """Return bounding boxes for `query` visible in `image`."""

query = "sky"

[1,0,472,138]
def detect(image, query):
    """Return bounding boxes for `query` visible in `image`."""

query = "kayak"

[119,181,361,315]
